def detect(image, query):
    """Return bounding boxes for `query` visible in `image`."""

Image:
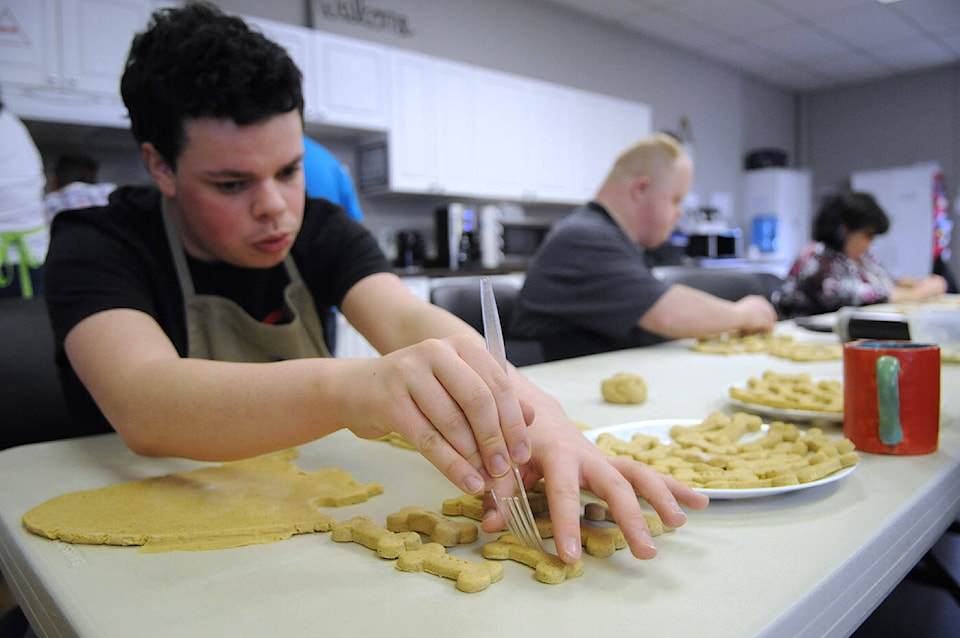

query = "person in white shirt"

[44,153,117,223]
[0,94,47,299]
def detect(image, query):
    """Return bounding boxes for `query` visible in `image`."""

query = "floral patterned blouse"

[775,242,894,318]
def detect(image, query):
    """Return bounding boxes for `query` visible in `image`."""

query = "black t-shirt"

[45,185,390,435]
[507,202,669,361]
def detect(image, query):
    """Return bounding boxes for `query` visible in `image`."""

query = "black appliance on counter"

[685,229,742,259]
[394,229,426,268]
[435,203,481,270]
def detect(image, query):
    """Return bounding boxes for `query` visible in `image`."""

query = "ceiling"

[537,0,960,92]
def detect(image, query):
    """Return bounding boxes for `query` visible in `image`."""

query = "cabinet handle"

[46,74,60,86]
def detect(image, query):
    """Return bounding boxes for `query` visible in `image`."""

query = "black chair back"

[0,297,72,450]
[430,282,544,367]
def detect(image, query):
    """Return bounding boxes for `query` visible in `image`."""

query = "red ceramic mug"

[843,340,940,455]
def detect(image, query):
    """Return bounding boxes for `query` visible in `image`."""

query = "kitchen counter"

[0,322,957,637]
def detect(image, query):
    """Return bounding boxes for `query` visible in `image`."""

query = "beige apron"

[162,208,330,362]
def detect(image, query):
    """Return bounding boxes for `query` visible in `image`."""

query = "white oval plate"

[726,379,843,423]
[584,419,857,500]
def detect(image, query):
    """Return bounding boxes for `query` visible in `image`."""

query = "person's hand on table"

[890,274,947,303]
[333,332,708,565]
[482,400,710,564]
[734,295,778,333]
[338,335,533,497]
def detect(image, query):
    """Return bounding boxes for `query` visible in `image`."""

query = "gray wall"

[799,63,960,269]
[801,65,960,199]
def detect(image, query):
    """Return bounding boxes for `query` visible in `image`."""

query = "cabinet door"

[434,59,478,195]
[523,80,579,203]
[315,32,388,131]
[60,0,150,94]
[244,16,320,121]
[0,0,58,87]
[574,91,651,200]
[388,50,439,192]
[473,69,527,199]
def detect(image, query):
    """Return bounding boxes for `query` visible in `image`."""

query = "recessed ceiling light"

[876,0,903,5]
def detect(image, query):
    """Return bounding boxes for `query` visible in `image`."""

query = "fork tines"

[492,466,546,551]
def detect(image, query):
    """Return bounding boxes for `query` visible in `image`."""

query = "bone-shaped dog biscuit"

[396,543,503,593]
[531,514,625,557]
[583,502,673,537]
[482,533,583,584]
[441,494,484,521]
[331,516,421,559]
[579,523,626,557]
[386,506,478,546]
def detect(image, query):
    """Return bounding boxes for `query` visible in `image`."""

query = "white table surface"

[1,323,958,638]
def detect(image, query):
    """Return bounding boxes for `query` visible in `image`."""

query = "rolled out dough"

[22,449,383,553]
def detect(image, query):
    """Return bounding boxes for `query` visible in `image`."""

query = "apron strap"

[0,226,44,299]
[161,202,197,297]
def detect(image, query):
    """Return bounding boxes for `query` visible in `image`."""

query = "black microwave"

[474,205,552,269]
[500,219,552,264]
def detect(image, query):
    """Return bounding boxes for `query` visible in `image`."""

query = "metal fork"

[480,278,546,551]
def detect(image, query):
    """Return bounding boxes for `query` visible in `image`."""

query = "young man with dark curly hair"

[44,2,706,564]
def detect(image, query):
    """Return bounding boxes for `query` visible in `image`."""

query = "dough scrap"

[601,372,648,404]
[22,450,383,553]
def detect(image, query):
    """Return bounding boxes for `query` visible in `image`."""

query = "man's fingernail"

[489,454,509,477]
[513,443,530,463]
[641,529,657,551]
[564,537,581,560]
[464,475,484,495]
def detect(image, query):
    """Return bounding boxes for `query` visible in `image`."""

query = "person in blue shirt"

[302,135,363,221]
[301,135,364,350]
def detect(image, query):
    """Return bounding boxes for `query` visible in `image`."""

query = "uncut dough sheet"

[22,449,383,552]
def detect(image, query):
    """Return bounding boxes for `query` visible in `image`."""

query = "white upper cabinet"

[314,32,389,131]
[0,0,149,125]
[574,91,652,201]
[385,52,479,195]
[522,79,579,203]
[244,16,321,119]
[243,18,388,131]
[387,50,440,192]
[60,0,149,94]
[1,0,58,88]
[1,0,147,94]
[472,69,527,200]
[381,50,652,204]
[433,59,480,195]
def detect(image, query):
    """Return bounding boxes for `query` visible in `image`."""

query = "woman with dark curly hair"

[775,191,946,318]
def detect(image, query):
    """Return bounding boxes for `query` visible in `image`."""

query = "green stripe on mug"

[876,355,903,446]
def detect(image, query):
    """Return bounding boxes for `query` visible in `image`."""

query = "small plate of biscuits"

[726,371,843,423]
[585,415,858,499]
